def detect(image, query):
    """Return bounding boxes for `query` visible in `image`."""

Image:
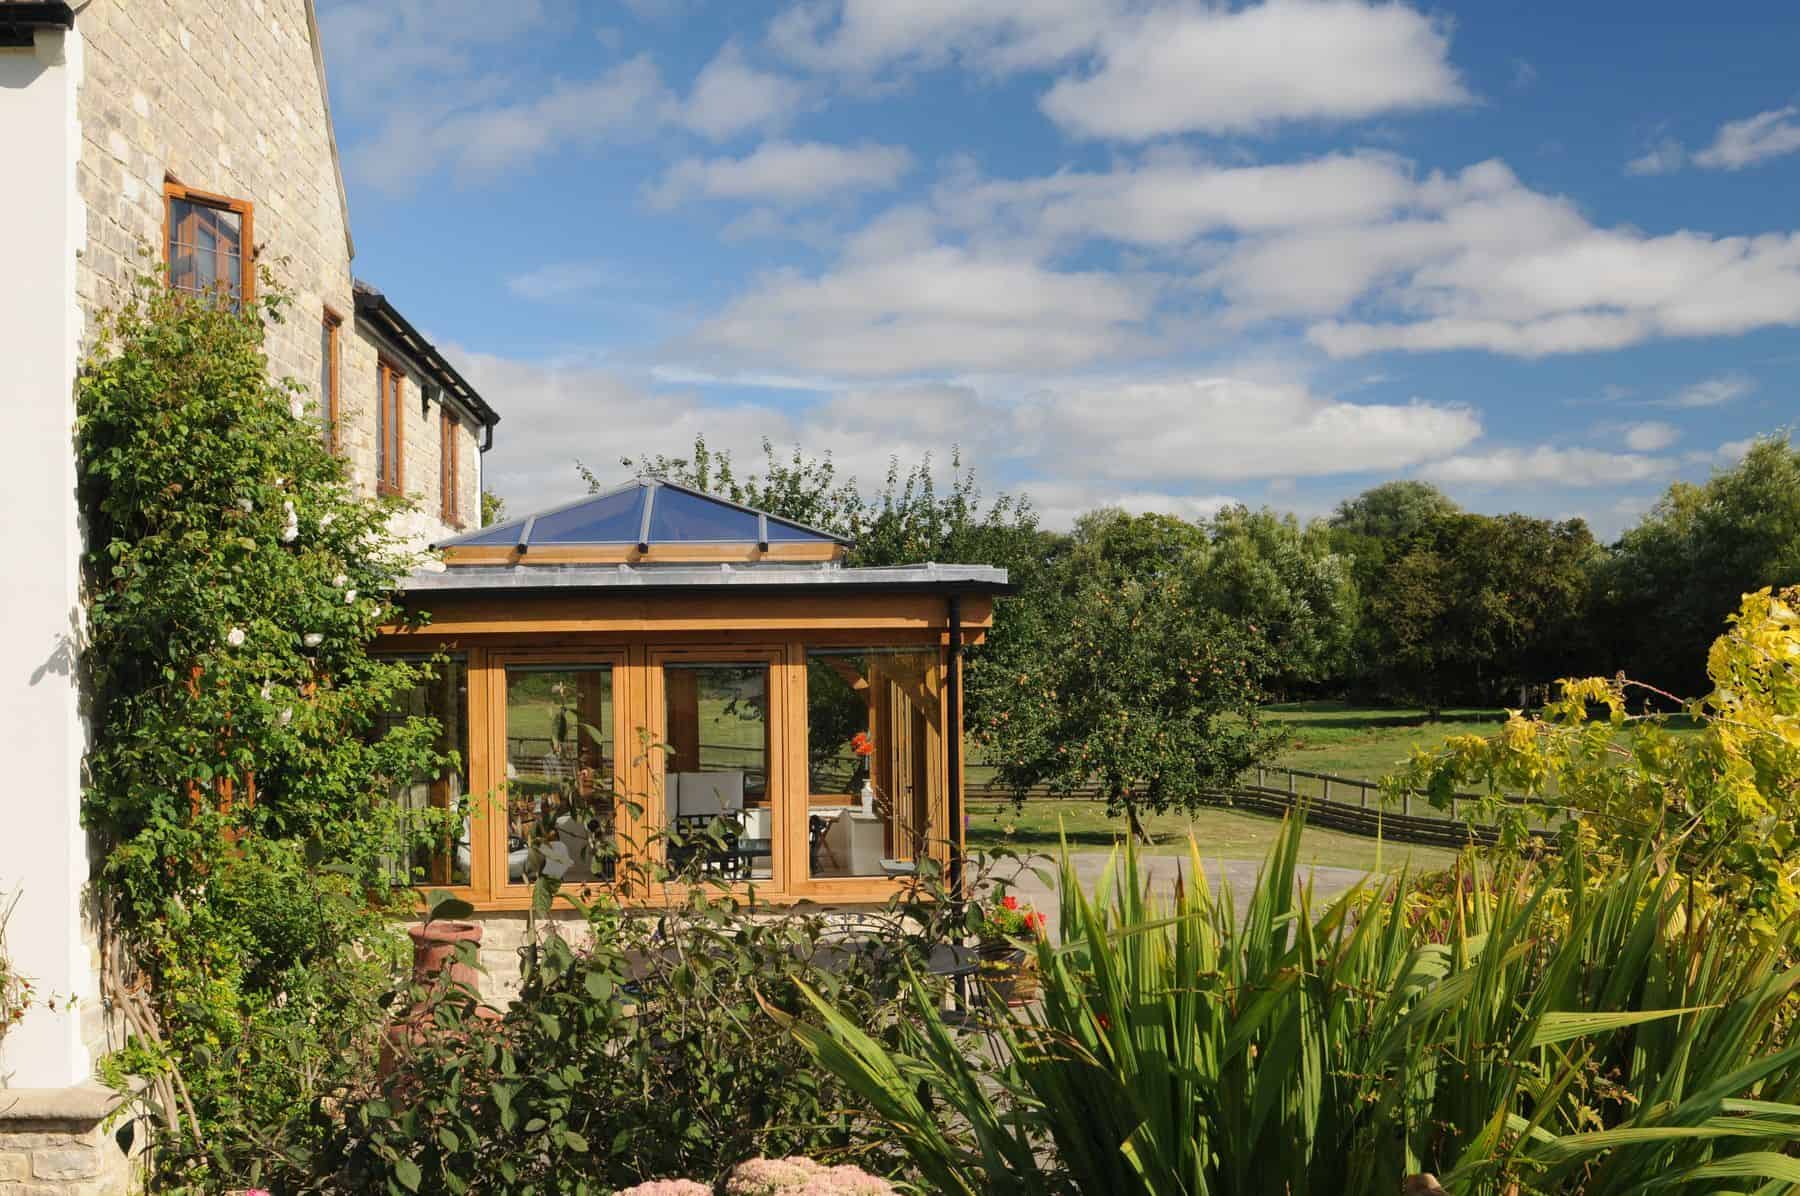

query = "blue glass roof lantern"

[437,478,852,556]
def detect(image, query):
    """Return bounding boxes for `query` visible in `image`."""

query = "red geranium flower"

[1001,895,1019,911]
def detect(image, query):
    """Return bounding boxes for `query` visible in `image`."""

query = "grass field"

[965,797,1457,873]
[1265,701,1510,780]
[1264,700,1701,784]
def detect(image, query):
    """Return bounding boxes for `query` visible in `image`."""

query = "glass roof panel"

[528,487,647,544]
[764,518,838,543]
[450,521,527,546]
[646,486,761,542]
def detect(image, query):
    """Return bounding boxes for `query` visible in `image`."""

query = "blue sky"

[314,0,1800,537]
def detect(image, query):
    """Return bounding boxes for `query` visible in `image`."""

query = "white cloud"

[344,56,675,193]
[327,28,802,192]
[680,43,807,140]
[1661,373,1756,408]
[1626,137,1686,176]
[767,0,1114,77]
[452,344,1479,526]
[1285,160,1800,357]
[1694,106,1800,170]
[1021,481,1240,531]
[692,237,1153,375]
[938,151,1419,248]
[649,141,913,207]
[317,0,552,108]
[1016,376,1482,484]
[506,262,626,301]
[1622,421,1680,451]
[1039,1,1470,140]
[771,0,1467,140]
[1420,446,1674,487]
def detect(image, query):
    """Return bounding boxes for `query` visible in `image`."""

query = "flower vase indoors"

[850,731,876,815]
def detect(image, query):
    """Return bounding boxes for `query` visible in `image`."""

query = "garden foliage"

[311,863,979,1195]
[794,823,1800,1195]
[76,280,460,1188]
[1398,584,1800,932]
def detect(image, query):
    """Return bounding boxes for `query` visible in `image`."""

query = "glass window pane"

[663,664,771,882]
[805,649,941,879]
[504,666,617,888]
[319,318,335,446]
[375,656,471,887]
[167,197,243,301]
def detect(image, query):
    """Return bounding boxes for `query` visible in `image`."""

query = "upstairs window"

[377,361,404,495]
[165,182,253,303]
[439,408,462,526]
[319,309,341,451]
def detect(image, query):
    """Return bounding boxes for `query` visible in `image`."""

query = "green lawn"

[965,797,1457,874]
[1263,700,1702,785]
[1265,701,1511,780]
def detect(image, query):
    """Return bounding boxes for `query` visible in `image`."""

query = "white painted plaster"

[0,26,94,1088]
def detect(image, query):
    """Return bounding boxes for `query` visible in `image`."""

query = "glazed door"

[491,652,629,894]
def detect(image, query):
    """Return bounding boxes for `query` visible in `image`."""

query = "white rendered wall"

[0,27,93,1089]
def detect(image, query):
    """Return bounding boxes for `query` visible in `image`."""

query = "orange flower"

[850,731,875,757]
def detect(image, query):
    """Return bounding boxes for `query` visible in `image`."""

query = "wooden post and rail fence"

[962,764,1566,851]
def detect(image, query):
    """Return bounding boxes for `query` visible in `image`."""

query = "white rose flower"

[236,498,253,514]
[278,707,294,726]
[226,627,246,647]
[302,632,323,648]
[279,501,299,544]
[332,573,347,588]
[344,589,358,604]
[260,681,272,701]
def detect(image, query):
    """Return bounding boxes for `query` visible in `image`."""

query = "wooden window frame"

[377,360,405,496]
[440,408,462,527]
[320,308,342,452]
[163,181,254,301]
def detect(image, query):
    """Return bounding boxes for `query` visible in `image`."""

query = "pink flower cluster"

[725,1156,896,1196]
[615,1157,895,1196]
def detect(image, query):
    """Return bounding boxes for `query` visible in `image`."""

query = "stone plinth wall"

[0,1083,137,1195]
[467,911,593,1003]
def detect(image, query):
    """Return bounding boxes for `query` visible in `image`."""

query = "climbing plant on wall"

[77,277,460,1189]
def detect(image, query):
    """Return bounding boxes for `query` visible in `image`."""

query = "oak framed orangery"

[378,479,1009,909]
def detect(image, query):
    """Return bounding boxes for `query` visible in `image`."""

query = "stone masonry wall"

[469,912,592,1004]
[74,0,481,552]
[0,1084,139,1196]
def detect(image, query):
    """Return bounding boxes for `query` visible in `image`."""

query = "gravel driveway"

[980,851,1371,942]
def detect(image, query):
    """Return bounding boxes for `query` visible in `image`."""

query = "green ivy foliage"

[77,279,460,1189]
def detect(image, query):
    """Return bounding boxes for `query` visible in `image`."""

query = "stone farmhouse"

[0,1,499,1188]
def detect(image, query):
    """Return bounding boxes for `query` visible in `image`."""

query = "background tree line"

[591,432,1800,834]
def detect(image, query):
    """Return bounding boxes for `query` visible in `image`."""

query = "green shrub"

[792,820,1800,1195]
[310,874,956,1195]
